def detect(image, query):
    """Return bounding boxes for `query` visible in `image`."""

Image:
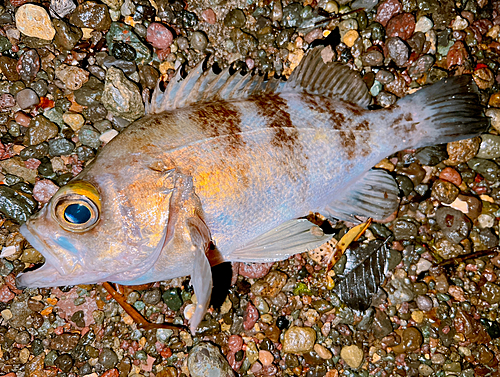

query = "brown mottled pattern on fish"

[299,93,373,159]
[188,101,245,155]
[251,93,308,181]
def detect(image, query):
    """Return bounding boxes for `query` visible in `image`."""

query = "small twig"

[103,282,187,331]
[438,247,499,267]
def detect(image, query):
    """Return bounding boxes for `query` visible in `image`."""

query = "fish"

[17,46,487,332]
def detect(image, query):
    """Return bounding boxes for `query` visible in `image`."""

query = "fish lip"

[19,222,69,276]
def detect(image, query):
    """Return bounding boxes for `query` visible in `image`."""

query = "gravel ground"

[0,0,500,376]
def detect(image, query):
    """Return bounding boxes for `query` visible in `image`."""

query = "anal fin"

[228,219,334,262]
[325,169,399,222]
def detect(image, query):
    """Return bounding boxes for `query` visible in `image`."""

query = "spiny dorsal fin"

[147,46,371,114]
[284,46,371,107]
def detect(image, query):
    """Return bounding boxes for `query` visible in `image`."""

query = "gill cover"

[51,181,101,232]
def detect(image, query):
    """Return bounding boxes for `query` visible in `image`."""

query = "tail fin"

[386,75,487,149]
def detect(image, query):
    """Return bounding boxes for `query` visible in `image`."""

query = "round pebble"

[282,326,316,353]
[15,88,39,109]
[15,4,56,40]
[340,345,364,369]
[147,23,173,50]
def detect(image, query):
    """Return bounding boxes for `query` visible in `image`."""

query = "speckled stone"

[282,326,316,353]
[187,342,234,377]
[101,67,145,121]
[15,4,56,40]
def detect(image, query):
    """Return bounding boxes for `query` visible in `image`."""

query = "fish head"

[18,175,170,288]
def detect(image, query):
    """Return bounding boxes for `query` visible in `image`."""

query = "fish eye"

[64,203,92,224]
[51,181,101,232]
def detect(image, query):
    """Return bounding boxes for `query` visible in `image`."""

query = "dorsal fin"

[147,46,371,114]
[284,46,371,107]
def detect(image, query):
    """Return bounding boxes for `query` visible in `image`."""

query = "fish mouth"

[17,223,104,288]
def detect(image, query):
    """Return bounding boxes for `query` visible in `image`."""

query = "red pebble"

[33,179,59,203]
[14,111,31,127]
[386,13,415,40]
[202,8,217,24]
[0,284,15,303]
[156,48,171,61]
[100,369,119,377]
[146,23,174,50]
[447,41,468,69]
[439,167,462,187]
[228,334,243,352]
[243,301,259,331]
[375,0,402,27]
[0,94,15,109]
[24,158,41,170]
[239,262,273,278]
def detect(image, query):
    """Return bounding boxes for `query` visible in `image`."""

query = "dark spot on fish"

[344,102,364,116]
[251,94,297,148]
[252,94,308,182]
[392,112,419,139]
[189,101,245,154]
[339,130,357,159]
[301,93,373,159]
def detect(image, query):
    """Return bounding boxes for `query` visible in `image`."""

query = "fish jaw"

[17,210,109,287]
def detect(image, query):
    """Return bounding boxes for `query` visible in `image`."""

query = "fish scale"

[18,46,487,333]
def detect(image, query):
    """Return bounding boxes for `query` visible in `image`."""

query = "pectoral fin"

[187,213,214,334]
[228,218,333,262]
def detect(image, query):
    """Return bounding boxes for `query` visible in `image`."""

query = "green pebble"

[163,288,183,311]
[436,293,451,301]
[133,301,145,310]
[293,282,312,296]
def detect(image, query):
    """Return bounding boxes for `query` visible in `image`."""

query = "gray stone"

[187,342,234,377]
[102,67,144,121]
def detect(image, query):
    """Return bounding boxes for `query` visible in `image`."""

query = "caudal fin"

[387,75,487,149]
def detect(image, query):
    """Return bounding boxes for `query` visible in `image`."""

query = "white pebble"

[415,16,433,33]
[452,16,469,31]
[99,129,119,144]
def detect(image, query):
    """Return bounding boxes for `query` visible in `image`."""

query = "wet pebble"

[431,179,459,204]
[69,1,112,31]
[439,167,462,186]
[142,287,161,305]
[54,354,74,373]
[15,88,39,109]
[99,347,119,369]
[340,344,364,369]
[55,64,89,91]
[49,138,75,156]
[190,31,208,51]
[361,50,384,66]
[146,23,173,50]
[78,125,101,149]
[187,342,234,377]
[15,4,56,40]
[102,67,145,121]
[392,327,423,353]
[26,115,59,145]
[477,134,500,159]
[416,294,433,311]
[386,13,415,40]
[386,37,409,66]
[435,206,471,243]
[33,179,59,203]
[375,0,402,27]
[282,326,316,353]
[224,9,246,28]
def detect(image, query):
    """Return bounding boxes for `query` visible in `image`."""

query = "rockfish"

[18,46,487,332]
